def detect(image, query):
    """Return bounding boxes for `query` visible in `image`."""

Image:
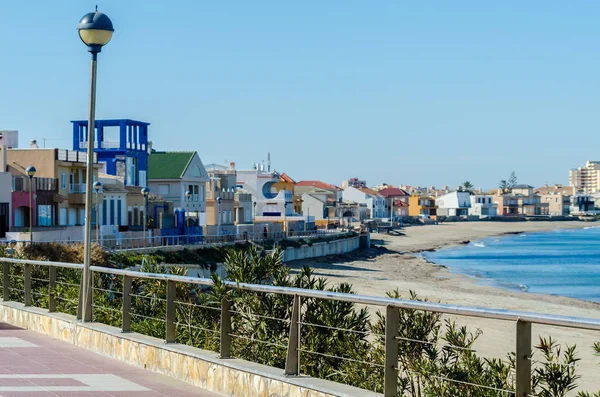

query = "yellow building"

[408,194,437,219]
[7,148,101,226]
[273,173,301,213]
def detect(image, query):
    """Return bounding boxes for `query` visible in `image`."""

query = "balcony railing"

[56,149,97,163]
[69,183,86,194]
[12,177,58,193]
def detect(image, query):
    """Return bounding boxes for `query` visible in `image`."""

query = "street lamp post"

[141,187,150,245]
[93,181,102,243]
[78,8,114,322]
[216,197,222,237]
[185,190,192,243]
[25,166,36,244]
[283,202,287,237]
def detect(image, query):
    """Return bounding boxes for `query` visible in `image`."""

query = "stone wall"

[0,302,377,397]
[282,236,360,262]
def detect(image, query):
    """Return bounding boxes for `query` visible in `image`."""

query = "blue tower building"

[72,119,150,187]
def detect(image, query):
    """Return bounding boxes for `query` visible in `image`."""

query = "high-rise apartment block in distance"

[569,161,600,194]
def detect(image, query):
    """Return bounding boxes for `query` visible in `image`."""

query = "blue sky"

[1,1,600,190]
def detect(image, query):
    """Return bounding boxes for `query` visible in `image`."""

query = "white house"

[301,193,329,220]
[236,168,293,219]
[148,151,209,225]
[436,191,471,217]
[469,195,497,218]
[341,187,386,219]
[97,174,128,236]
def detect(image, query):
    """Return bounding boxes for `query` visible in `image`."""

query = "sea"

[422,226,600,303]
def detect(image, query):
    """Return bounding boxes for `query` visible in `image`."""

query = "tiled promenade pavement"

[0,323,222,397]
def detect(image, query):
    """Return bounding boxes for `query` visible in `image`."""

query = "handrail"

[1,257,598,332]
[2,256,599,397]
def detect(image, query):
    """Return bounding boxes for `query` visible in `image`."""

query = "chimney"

[0,146,6,172]
[230,161,235,170]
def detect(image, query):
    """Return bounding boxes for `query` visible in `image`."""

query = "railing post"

[515,319,532,397]
[48,266,57,312]
[122,275,132,332]
[284,294,301,376]
[23,263,32,306]
[384,305,399,397]
[165,280,176,343]
[220,297,232,358]
[3,262,9,301]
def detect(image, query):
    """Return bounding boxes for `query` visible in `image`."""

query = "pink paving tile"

[0,378,35,386]
[0,322,222,396]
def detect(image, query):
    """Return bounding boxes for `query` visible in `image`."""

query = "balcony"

[68,183,86,205]
[12,177,58,193]
[56,149,97,163]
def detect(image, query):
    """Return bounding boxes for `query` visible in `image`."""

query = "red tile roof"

[279,173,296,183]
[393,199,409,207]
[296,180,338,190]
[378,187,410,198]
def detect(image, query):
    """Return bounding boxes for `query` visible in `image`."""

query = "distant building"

[148,151,208,225]
[534,185,574,216]
[0,131,18,149]
[436,191,471,217]
[569,161,600,194]
[236,166,292,220]
[378,187,410,218]
[0,147,12,237]
[408,194,437,218]
[7,148,100,227]
[342,177,367,189]
[342,187,386,219]
[469,195,497,218]
[494,185,549,216]
[72,119,150,187]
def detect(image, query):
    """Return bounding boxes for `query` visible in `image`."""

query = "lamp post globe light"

[93,181,102,243]
[141,187,150,244]
[25,166,36,243]
[78,8,114,323]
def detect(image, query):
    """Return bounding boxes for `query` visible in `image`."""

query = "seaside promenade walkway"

[0,322,219,397]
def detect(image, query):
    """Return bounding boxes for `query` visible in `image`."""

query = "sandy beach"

[289,221,600,391]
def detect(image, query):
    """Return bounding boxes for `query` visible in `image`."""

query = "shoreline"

[287,221,600,389]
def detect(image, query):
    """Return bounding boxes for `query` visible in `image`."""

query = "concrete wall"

[6,225,84,242]
[0,303,376,397]
[282,236,360,262]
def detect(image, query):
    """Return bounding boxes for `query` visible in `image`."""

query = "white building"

[301,192,329,221]
[97,174,128,235]
[148,151,209,225]
[569,161,600,194]
[236,167,293,219]
[469,195,497,218]
[436,191,471,217]
[341,187,386,219]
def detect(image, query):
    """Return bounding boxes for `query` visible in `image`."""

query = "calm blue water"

[422,227,600,303]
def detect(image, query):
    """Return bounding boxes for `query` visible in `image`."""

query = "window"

[61,173,66,190]
[117,199,122,226]
[109,199,115,225]
[102,200,107,226]
[59,208,67,226]
[37,205,53,226]
[133,207,139,226]
[157,184,169,195]
[128,206,133,225]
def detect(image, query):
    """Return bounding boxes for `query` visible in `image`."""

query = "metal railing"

[69,183,86,194]
[0,257,599,396]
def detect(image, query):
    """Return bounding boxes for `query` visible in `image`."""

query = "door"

[0,203,8,238]
[68,208,77,226]
[59,208,67,226]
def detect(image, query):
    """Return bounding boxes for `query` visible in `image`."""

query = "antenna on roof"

[267,152,271,173]
[95,5,98,12]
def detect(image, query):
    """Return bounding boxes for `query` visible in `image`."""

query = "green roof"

[148,151,195,180]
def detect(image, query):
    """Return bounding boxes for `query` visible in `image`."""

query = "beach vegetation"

[1,244,599,396]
